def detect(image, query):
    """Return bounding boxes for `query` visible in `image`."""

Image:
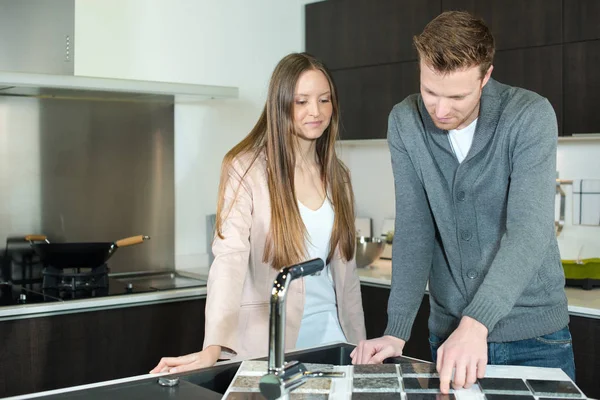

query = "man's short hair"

[413,11,495,78]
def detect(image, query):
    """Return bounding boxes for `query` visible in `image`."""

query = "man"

[351,10,574,394]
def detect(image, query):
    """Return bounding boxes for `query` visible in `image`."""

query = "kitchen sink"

[110,270,207,291]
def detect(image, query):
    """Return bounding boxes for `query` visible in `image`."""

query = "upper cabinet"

[306,0,599,139]
[441,0,562,49]
[306,0,440,69]
[563,0,600,42]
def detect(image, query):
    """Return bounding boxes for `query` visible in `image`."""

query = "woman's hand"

[149,345,222,374]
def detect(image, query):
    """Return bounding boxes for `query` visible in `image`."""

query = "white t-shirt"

[448,118,478,163]
[295,196,347,349]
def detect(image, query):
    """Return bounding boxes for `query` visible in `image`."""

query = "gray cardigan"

[385,78,569,343]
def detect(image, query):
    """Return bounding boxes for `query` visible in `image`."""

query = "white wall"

[338,138,600,260]
[74,0,320,271]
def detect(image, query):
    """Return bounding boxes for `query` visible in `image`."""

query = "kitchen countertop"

[0,286,207,321]
[358,258,600,319]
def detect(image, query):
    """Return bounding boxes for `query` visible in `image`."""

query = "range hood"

[0,0,238,103]
[0,71,239,103]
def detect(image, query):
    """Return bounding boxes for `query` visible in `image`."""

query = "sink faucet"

[259,258,345,399]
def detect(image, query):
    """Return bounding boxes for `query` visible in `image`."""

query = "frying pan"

[25,235,150,269]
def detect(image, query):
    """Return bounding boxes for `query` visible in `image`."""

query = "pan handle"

[115,235,150,248]
[24,235,49,243]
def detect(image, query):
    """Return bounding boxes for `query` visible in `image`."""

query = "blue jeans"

[429,326,576,381]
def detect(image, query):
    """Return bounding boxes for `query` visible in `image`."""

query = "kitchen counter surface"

[0,286,207,321]
[358,258,600,319]
[4,343,585,400]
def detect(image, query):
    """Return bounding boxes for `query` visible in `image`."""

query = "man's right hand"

[149,345,221,374]
[350,335,406,364]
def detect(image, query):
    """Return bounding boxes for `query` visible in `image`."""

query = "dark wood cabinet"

[333,61,419,140]
[306,0,597,138]
[563,40,600,135]
[441,0,562,49]
[563,0,600,42]
[0,299,206,398]
[306,0,441,69]
[569,314,600,398]
[360,284,432,362]
[492,45,563,134]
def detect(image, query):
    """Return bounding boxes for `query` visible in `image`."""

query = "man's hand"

[350,335,406,364]
[437,316,488,394]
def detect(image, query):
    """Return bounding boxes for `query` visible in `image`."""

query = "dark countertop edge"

[0,287,207,321]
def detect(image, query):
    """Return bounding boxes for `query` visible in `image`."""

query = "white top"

[295,197,347,348]
[448,118,478,163]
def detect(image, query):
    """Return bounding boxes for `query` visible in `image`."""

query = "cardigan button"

[467,269,479,279]
[457,191,466,201]
[461,230,472,241]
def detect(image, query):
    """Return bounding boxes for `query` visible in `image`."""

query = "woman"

[150,52,366,374]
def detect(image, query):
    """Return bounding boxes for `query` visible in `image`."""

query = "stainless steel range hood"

[0,71,239,103]
[0,0,238,103]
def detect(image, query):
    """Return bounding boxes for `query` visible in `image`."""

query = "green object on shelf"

[562,258,600,280]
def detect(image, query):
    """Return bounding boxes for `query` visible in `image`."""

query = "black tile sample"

[406,394,457,400]
[352,393,402,399]
[526,380,582,397]
[353,377,400,391]
[400,363,438,375]
[478,378,531,392]
[403,377,442,391]
[484,394,536,400]
[354,363,398,375]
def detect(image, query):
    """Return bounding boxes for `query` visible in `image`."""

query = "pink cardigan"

[202,152,366,360]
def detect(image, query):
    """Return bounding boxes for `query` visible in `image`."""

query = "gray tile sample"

[526,380,582,397]
[484,394,536,400]
[403,377,442,391]
[400,363,438,375]
[289,394,329,399]
[225,392,265,400]
[406,394,457,400]
[353,364,398,375]
[353,377,400,392]
[230,375,261,390]
[478,378,531,393]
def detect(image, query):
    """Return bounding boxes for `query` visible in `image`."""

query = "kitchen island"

[2,342,590,399]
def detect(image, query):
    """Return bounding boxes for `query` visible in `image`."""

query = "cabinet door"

[0,299,206,397]
[333,61,420,140]
[569,315,600,399]
[441,0,562,49]
[492,45,563,134]
[360,284,432,362]
[563,0,600,42]
[564,40,600,135]
[306,0,441,70]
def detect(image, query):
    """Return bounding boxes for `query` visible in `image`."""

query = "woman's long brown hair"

[214,52,356,270]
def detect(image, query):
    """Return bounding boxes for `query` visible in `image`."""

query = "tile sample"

[353,363,398,376]
[225,392,265,400]
[478,378,531,393]
[403,377,443,392]
[353,377,400,392]
[230,375,261,390]
[484,394,536,400]
[406,394,457,400]
[526,380,582,397]
[400,362,438,375]
[289,394,329,400]
[352,393,402,399]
